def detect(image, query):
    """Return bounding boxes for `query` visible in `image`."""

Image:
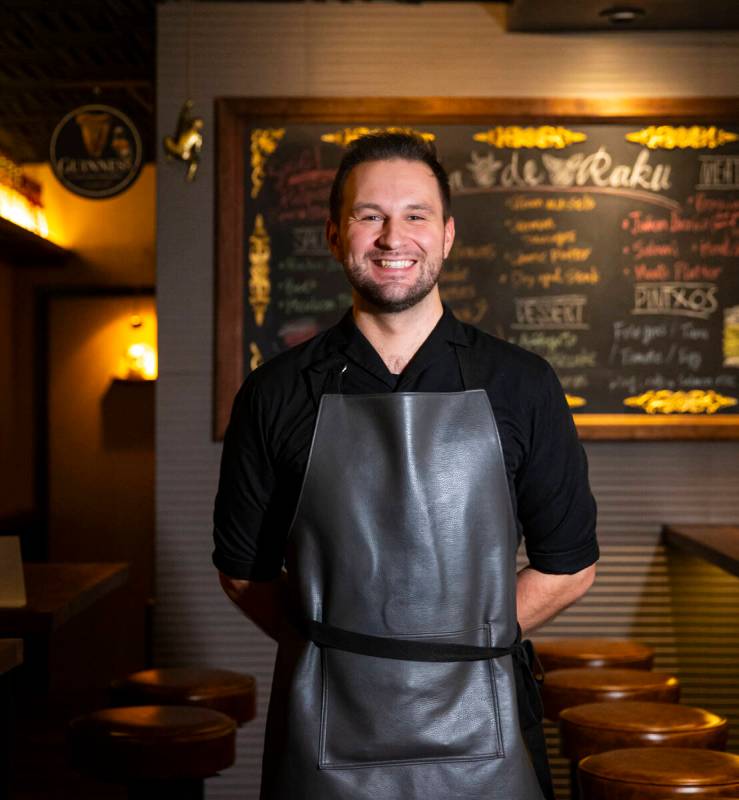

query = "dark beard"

[344,258,442,313]
[349,275,438,313]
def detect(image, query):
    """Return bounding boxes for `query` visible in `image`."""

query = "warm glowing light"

[121,342,158,381]
[0,183,50,239]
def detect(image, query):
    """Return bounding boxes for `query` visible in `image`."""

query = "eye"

[407,214,426,221]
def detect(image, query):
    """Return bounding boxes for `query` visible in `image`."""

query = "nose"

[376,217,403,250]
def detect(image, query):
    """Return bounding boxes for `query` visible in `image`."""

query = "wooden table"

[663,525,739,578]
[0,562,129,636]
[0,562,129,709]
[0,564,131,797]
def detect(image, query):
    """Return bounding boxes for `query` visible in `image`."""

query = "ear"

[442,216,455,259]
[326,218,342,262]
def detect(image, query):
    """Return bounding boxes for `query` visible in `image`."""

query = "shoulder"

[228,325,339,432]
[247,327,336,393]
[460,322,554,387]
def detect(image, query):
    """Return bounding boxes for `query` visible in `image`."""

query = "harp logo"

[50,104,143,199]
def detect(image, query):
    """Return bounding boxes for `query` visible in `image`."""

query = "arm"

[516,562,596,636]
[218,571,289,642]
[514,359,599,636]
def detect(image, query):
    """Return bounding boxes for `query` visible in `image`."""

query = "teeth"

[378,260,414,269]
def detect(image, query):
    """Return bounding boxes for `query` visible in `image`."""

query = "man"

[214,132,598,800]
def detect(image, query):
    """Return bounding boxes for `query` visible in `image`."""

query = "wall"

[156,5,739,798]
[0,260,14,517]
[47,296,157,671]
[2,163,156,519]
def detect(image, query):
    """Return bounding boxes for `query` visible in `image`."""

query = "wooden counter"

[663,525,739,579]
[0,562,129,635]
[0,562,130,710]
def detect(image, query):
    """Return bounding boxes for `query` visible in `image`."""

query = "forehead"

[342,158,442,210]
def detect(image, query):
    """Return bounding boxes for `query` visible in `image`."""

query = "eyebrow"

[350,202,435,213]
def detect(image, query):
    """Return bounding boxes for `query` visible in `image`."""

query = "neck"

[352,289,444,375]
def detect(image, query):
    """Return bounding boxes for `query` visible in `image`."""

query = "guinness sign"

[50,104,143,198]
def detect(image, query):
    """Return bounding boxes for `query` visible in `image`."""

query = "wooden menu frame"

[215,96,739,441]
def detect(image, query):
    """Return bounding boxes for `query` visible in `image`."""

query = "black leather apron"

[260,358,552,799]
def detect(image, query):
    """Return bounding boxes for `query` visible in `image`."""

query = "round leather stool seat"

[68,705,236,783]
[560,701,728,762]
[535,638,654,672]
[111,668,256,725]
[578,747,739,799]
[542,667,679,721]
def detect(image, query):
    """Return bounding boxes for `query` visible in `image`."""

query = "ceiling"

[0,0,737,165]
[506,0,739,32]
[0,0,155,164]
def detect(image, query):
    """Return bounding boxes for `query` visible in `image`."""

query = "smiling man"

[214,132,598,800]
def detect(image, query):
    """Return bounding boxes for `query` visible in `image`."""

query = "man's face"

[327,158,455,313]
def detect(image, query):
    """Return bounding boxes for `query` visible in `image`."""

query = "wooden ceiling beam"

[0,36,151,57]
[0,78,153,90]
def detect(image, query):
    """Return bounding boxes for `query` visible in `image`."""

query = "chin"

[358,285,436,314]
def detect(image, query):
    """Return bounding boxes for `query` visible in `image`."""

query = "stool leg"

[569,760,580,800]
[127,777,205,800]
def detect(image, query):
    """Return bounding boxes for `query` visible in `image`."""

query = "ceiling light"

[599,6,646,24]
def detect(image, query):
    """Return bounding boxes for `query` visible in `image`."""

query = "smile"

[374,259,416,269]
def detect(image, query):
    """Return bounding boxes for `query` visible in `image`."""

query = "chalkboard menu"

[215,98,739,440]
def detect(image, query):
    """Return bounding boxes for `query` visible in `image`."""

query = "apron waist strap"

[304,619,519,663]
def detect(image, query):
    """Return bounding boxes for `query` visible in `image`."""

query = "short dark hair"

[328,132,451,223]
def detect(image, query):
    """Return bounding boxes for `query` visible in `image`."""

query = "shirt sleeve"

[212,373,285,581]
[516,361,599,574]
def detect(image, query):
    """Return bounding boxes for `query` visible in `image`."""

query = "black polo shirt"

[213,306,598,581]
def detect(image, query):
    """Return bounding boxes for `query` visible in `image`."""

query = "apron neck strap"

[453,343,483,392]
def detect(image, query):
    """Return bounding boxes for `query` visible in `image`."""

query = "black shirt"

[213,306,598,581]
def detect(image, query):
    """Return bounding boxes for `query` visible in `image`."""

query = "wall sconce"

[117,313,158,381]
[122,342,157,381]
[0,153,50,239]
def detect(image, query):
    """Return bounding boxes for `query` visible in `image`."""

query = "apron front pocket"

[317,625,505,769]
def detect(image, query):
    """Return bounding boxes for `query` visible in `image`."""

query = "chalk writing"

[506,217,556,233]
[697,156,739,190]
[632,282,719,319]
[452,298,488,324]
[504,194,596,212]
[512,294,588,330]
[293,226,327,256]
[277,256,342,273]
[630,240,680,259]
[560,374,589,390]
[449,243,496,260]
[522,230,578,247]
[458,148,672,194]
[542,148,671,192]
[278,277,318,296]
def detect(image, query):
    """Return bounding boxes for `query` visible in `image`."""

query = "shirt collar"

[311,304,469,380]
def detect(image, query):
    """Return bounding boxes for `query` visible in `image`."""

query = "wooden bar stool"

[560,701,728,799]
[578,747,739,799]
[111,668,256,726]
[535,638,654,672]
[68,705,236,800]
[541,667,679,721]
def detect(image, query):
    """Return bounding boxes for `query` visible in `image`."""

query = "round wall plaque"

[50,104,143,199]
